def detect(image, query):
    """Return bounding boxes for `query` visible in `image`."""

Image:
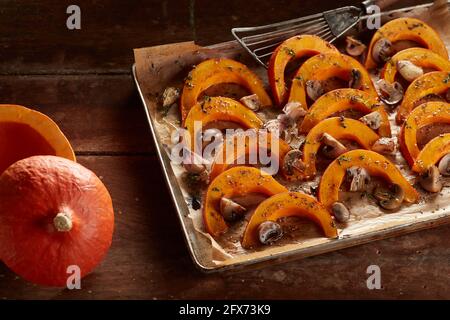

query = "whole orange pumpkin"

[0,156,114,287]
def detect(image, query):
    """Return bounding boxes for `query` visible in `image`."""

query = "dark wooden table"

[0,0,448,300]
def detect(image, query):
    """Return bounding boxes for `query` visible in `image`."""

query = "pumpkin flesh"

[299,89,391,137]
[381,48,450,84]
[413,133,450,173]
[318,150,419,210]
[180,58,272,123]
[365,17,448,69]
[241,192,338,249]
[0,105,75,174]
[399,101,450,167]
[204,166,288,237]
[268,35,338,105]
[290,117,380,180]
[288,53,377,109]
[397,71,450,123]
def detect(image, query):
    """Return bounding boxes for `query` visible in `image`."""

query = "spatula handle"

[362,0,400,12]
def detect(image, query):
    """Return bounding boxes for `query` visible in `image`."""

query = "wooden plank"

[0,0,192,74]
[0,155,448,299]
[0,75,154,154]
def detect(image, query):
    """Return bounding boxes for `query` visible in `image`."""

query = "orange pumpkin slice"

[0,104,75,174]
[381,48,450,84]
[399,101,450,167]
[209,132,291,181]
[241,192,338,249]
[318,150,419,210]
[180,58,272,123]
[184,97,263,151]
[299,89,391,137]
[288,53,377,109]
[397,71,450,123]
[268,35,338,105]
[289,117,380,180]
[365,17,448,70]
[204,166,288,237]
[413,133,450,173]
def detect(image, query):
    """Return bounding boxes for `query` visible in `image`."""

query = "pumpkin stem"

[53,212,73,232]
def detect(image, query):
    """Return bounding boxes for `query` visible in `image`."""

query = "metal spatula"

[232,0,440,67]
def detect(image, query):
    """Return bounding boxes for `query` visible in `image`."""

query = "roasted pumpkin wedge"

[0,104,75,174]
[413,133,450,173]
[180,58,272,123]
[288,53,377,109]
[381,48,450,84]
[397,71,450,123]
[365,17,448,70]
[241,192,338,249]
[288,117,380,180]
[184,97,263,150]
[318,150,419,210]
[268,35,339,105]
[209,131,291,181]
[400,101,450,167]
[204,166,288,237]
[299,89,391,137]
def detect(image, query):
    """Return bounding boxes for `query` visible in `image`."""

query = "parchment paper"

[134,0,450,266]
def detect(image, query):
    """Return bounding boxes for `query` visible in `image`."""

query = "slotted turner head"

[232,1,438,68]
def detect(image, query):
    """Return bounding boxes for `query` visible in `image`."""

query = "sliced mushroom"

[320,133,348,159]
[283,149,305,175]
[372,38,393,63]
[373,183,405,210]
[182,150,207,174]
[376,79,404,105]
[397,60,424,82]
[349,69,362,89]
[240,93,261,111]
[220,198,247,222]
[283,101,306,120]
[332,202,350,223]
[346,166,370,192]
[360,111,383,130]
[372,137,396,154]
[257,221,283,245]
[438,153,450,176]
[306,80,324,101]
[264,119,281,137]
[346,36,366,57]
[419,165,443,193]
[162,87,180,108]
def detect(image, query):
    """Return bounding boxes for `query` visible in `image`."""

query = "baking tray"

[132,3,450,272]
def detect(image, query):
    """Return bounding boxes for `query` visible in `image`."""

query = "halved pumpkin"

[399,101,450,167]
[268,35,339,105]
[0,105,75,174]
[180,58,272,123]
[203,166,288,237]
[289,117,380,180]
[209,131,291,181]
[397,71,450,123]
[299,89,391,137]
[381,48,450,84]
[241,192,338,249]
[288,53,377,109]
[365,17,448,70]
[413,133,450,173]
[184,97,263,151]
[318,149,419,210]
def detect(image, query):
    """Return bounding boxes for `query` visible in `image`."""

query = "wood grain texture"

[0,0,192,74]
[0,75,154,153]
[0,156,448,299]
